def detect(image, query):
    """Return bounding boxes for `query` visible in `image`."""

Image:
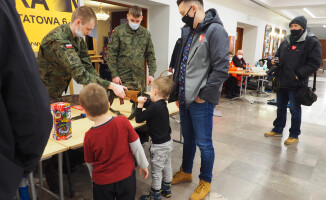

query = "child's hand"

[137,96,147,104]
[138,168,149,179]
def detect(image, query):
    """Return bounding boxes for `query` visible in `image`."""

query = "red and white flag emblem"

[199,35,205,42]
[66,44,73,49]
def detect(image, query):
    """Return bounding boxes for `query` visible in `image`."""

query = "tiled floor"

[35,70,326,200]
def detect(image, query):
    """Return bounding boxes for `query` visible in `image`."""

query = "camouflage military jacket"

[37,23,110,98]
[107,23,157,91]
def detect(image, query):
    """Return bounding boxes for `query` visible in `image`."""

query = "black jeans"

[93,170,136,200]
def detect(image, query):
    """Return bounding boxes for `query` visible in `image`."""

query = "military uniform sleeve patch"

[66,44,73,48]
[108,37,113,44]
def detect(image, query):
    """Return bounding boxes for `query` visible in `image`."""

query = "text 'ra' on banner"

[16,0,78,51]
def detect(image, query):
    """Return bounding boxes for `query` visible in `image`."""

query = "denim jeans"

[179,101,215,183]
[272,88,302,138]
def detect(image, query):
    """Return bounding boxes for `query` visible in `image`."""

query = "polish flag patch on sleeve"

[66,44,73,48]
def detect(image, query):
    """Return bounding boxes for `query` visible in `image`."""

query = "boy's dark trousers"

[93,170,136,200]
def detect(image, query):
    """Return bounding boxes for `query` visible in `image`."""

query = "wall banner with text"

[16,0,78,51]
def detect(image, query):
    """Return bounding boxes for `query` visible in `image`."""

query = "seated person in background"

[232,50,246,69]
[81,83,149,200]
[228,52,242,83]
[259,53,273,69]
[225,52,240,98]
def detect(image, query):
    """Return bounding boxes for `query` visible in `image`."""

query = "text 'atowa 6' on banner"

[16,0,78,52]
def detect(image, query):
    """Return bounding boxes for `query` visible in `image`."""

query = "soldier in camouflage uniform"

[36,6,126,194]
[107,6,157,92]
[37,6,126,104]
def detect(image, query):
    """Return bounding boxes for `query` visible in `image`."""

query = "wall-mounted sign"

[16,0,78,51]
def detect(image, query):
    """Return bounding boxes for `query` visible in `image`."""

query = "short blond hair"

[128,6,142,18]
[71,6,97,24]
[153,77,173,99]
[79,83,108,117]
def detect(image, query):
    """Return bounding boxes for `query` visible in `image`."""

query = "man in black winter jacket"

[0,1,53,199]
[264,16,321,145]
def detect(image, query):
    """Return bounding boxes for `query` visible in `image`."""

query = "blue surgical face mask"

[267,56,271,60]
[129,21,140,30]
[75,23,84,38]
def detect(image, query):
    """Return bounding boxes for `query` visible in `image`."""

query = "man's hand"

[295,75,298,80]
[175,100,179,108]
[112,76,122,85]
[138,168,149,179]
[195,96,205,103]
[147,76,154,85]
[137,96,147,108]
[109,82,127,98]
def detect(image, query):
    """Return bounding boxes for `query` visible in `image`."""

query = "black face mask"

[182,6,196,29]
[291,29,303,37]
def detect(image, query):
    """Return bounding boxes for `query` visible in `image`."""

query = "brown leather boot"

[171,167,192,185]
[190,180,211,200]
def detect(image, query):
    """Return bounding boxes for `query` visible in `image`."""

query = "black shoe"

[140,190,162,200]
[267,101,277,106]
[161,182,172,198]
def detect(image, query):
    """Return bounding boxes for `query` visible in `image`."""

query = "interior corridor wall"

[148,5,170,79]
[203,0,289,65]
[242,26,259,66]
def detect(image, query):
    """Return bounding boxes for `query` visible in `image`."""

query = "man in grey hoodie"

[169,0,229,199]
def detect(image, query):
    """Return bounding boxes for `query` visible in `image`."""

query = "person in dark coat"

[0,1,53,199]
[232,49,246,69]
[264,16,322,145]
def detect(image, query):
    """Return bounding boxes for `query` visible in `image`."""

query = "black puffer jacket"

[276,31,321,89]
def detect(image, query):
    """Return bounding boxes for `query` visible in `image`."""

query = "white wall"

[203,0,289,65]
[148,5,170,78]
[242,25,259,65]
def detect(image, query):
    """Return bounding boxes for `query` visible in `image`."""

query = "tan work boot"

[284,137,299,145]
[171,167,192,185]
[264,131,282,137]
[190,180,211,200]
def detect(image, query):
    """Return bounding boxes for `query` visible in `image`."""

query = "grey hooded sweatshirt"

[169,9,229,106]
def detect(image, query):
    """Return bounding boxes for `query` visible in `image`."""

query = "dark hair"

[228,51,234,56]
[128,6,143,18]
[177,0,203,6]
